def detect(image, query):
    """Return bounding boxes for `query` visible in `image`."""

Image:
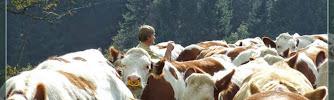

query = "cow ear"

[109,46,122,62]
[239,41,243,46]
[303,86,327,100]
[282,48,290,58]
[250,82,261,95]
[315,51,326,67]
[262,37,276,48]
[34,83,46,100]
[152,58,167,79]
[215,69,235,92]
[287,53,298,68]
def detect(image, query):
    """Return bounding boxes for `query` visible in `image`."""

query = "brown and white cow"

[283,40,327,67]
[153,56,237,100]
[176,40,228,61]
[285,52,320,88]
[3,49,134,100]
[233,61,327,100]
[119,47,186,99]
[262,33,326,57]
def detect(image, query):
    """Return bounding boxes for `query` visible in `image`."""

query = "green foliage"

[10,0,58,10]
[7,0,327,70]
[224,32,239,44]
[237,23,250,39]
[7,64,35,79]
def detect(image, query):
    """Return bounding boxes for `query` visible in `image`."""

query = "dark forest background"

[1,0,328,83]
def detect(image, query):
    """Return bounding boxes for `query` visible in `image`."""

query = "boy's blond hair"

[138,25,155,42]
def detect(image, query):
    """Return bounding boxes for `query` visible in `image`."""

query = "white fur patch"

[184,45,205,51]
[184,73,215,100]
[163,62,186,100]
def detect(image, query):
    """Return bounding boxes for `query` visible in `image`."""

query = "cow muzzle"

[127,75,141,87]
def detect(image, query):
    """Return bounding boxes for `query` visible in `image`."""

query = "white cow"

[3,49,134,100]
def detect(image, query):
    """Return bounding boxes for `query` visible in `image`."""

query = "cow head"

[120,48,153,98]
[275,33,298,56]
[109,46,124,76]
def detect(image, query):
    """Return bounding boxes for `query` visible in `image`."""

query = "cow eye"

[277,46,281,49]
[146,65,149,69]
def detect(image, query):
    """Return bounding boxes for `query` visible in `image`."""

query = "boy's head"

[138,25,155,43]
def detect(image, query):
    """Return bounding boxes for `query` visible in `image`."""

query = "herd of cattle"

[1,32,330,100]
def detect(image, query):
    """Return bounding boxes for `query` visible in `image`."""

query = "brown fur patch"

[57,71,96,92]
[250,82,261,95]
[184,67,206,80]
[169,68,178,80]
[141,76,175,100]
[287,53,298,68]
[171,58,225,76]
[315,51,326,67]
[283,48,290,58]
[73,57,87,62]
[262,37,276,48]
[152,58,167,79]
[7,87,13,98]
[109,46,121,63]
[313,35,328,43]
[48,56,70,63]
[303,86,327,100]
[227,46,253,60]
[215,69,235,100]
[176,48,202,61]
[34,83,46,100]
[295,61,316,88]
[222,83,240,100]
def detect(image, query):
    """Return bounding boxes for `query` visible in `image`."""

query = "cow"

[262,33,326,57]
[283,40,327,68]
[119,47,186,99]
[109,42,184,76]
[3,49,135,100]
[183,69,235,100]
[176,40,228,61]
[120,47,237,99]
[153,55,237,100]
[286,52,321,88]
[233,61,327,100]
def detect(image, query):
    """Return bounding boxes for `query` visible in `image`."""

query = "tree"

[112,0,155,50]
[6,0,100,24]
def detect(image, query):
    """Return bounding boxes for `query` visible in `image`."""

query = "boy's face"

[147,33,155,45]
